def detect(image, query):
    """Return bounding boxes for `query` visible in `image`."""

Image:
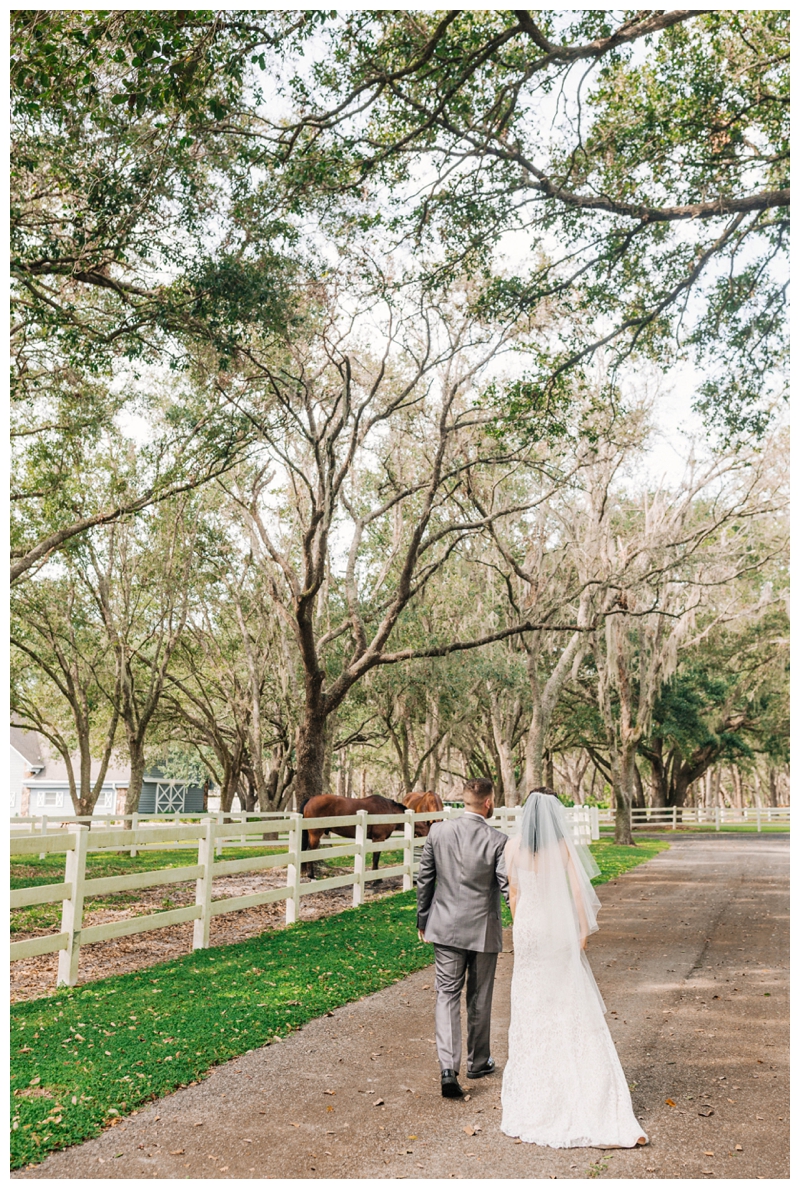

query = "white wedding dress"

[500,797,647,1149]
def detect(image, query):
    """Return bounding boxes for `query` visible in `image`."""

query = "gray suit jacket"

[416,813,510,953]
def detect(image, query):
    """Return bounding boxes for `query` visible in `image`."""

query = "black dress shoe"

[441,1069,464,1098]
[467,1057,496,1079]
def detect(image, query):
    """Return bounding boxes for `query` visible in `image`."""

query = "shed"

[138,771,206,815]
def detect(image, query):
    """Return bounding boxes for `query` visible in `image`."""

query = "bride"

[501,788,647,1149]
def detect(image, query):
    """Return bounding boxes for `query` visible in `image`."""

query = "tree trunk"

[524,699,545,790]
[632,758,646,810]
[322,708,336,795]
[294,707,329,807]
[220,772,238,814]
[490,697,519,807]
[125,744,146,814]
[642,738,668,808]
[614,744,635,845]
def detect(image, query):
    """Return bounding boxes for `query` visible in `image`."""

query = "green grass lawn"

[10,836,668,1170]
[589,837,670,880]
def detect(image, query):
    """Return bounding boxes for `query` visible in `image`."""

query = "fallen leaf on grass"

[422,985,430,990]
[698,1108,714,1117]
[324,1090,336,1096]
[373,1099,384,1106]
[703,1151,714,1157]
[194,1122,204,1126]
[463,1125,475,1136]
[170,1149,185,1155]
[665,1099,676,1108]
[735,1145,743,1152]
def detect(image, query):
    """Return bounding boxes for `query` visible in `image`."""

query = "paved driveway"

[17,834,788,1180]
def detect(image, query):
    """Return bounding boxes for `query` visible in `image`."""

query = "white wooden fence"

[9,809,442,989]
[592,805,790,832]
[10,804,596,990]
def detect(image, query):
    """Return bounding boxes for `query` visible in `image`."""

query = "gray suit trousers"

[433,945,498,1075]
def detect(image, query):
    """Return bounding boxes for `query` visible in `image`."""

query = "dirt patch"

[11,866,403,1003]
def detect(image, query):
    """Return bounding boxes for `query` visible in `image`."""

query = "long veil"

[505,792,603,949]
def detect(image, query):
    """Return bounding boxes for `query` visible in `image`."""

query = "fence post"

[39,814,48,860]
[403,810,415,892]
[672,805,677,831]
[240,812,247,846]
[216,810,224,857]
[57,824,89,987]
[756,802,762,833]
[130,812,139,857]
[192,817,216,950]
[715,805,721,832]
[590,805,599,841]
[352,809,368,907]
[285,813,302,925]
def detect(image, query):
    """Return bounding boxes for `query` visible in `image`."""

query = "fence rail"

[594,804,790,831]
[10,804,596,990]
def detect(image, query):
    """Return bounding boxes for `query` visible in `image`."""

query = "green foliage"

[272,9,789,440]
[588,839,670,883]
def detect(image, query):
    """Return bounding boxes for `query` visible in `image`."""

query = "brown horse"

[403,790,444,835]
[300,794,412,880]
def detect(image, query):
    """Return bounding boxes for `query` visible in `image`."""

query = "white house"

[10,728,209,818]
[10,726,130,817]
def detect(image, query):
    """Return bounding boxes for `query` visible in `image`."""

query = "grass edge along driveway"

[10,837,668,1170]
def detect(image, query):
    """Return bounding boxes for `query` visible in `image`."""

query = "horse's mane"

[381,796,409,814]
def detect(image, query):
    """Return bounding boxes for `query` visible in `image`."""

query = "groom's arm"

[495,836,510,905]
[415,832,438,937]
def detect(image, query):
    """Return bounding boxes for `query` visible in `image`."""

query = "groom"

[416,778,510,1098]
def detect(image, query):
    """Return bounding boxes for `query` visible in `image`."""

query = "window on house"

[37,789,64,808]
[98,788,114,809]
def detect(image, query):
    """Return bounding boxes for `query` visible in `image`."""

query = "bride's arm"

[503,838,519,919]
[562,839,590,948]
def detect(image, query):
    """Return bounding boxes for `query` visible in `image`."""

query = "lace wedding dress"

[500,796,647,1149]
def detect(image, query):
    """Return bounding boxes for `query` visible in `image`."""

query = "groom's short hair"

[462,778,493,805]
